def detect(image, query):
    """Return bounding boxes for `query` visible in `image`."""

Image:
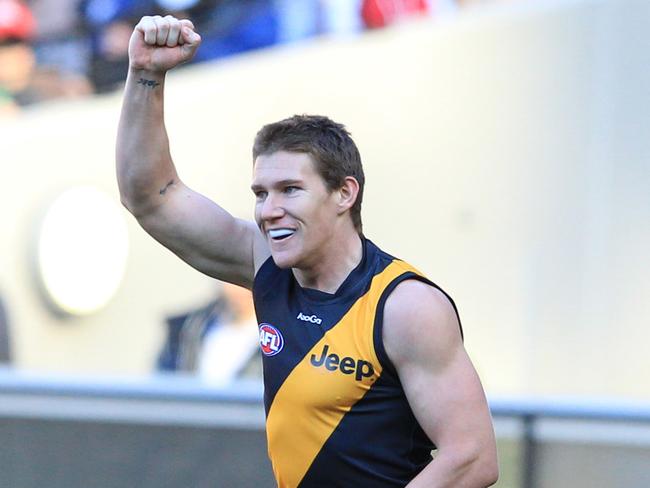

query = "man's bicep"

[384,282,495,452]
[400,344,494,452]
[137,182,269,288]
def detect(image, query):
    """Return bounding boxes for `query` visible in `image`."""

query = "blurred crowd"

[0,0,505,116]
[157,282,261,384]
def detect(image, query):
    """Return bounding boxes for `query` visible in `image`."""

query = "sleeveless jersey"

[253,238,462,488]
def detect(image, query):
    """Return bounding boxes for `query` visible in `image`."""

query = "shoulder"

[252,223,272,273]
[382,279,463,370]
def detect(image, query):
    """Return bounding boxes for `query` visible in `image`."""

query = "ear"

[336,176,360,215]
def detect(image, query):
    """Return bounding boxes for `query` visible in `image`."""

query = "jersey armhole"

[373,273,464,378]
[253,256,277,294]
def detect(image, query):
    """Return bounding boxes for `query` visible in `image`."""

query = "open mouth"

[268,228,296,242]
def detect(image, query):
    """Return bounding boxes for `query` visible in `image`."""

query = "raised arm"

[383,280,499,487]
[116,16,269,288]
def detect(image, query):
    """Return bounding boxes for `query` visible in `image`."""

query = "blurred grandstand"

[1,0,456,113]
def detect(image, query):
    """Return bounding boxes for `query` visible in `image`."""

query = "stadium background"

[1,0,649,486]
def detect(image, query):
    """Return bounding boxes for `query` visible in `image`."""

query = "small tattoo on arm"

[137,78,160,88]
[159,180,174,195]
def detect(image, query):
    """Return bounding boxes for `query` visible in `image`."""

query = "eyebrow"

[251,179,303,192]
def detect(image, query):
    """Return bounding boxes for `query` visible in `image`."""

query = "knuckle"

[136,17,150,29]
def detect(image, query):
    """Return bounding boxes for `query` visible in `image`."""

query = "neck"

[293,232,363,294]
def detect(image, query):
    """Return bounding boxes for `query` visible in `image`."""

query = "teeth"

[269,229,295,239]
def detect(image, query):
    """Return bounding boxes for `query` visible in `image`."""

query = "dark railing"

[490,396,650,488]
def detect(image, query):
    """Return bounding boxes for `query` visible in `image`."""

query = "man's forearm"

[116,68,178,214]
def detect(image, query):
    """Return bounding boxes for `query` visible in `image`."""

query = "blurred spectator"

[274,0,320,44]
[88,18,135,92]
[157,282,261,385]
[30,0,93,89]
[82,0,149,92]
[188,0,279,63]
[0,0,91,115]
[274,0,362,42]
[0,0,37,113]
[320,0,363,36]
[81,0,280,92]
[361,0,430,29]
[198,282,260,383]
[0,295,10,363]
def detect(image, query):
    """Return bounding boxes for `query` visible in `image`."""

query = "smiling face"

[252,115,365,235]
[252,151,343,270]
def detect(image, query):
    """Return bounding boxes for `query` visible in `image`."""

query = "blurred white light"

[37,186,129,316]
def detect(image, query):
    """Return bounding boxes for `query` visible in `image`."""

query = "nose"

[259,193,286,222]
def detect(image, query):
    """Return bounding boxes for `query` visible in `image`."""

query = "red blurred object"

[362,0,430,29]
[0,0,36,41]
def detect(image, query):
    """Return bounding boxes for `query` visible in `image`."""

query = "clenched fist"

[128,15,201,73]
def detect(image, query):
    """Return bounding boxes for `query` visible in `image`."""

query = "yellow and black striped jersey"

[253,238,462,487]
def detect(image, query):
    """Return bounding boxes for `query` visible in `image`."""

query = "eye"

[284,186,300,195]
[254,190,267,200]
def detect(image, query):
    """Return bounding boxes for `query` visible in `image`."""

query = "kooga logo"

[297,312,322,324]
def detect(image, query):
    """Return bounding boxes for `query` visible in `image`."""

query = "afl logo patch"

[259,323,284,356]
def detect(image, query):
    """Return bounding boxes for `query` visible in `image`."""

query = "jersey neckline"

[295,237,375,305]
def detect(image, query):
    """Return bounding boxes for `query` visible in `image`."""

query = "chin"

[270,250,300,269]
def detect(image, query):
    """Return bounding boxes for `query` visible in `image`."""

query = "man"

[117,15,498,488]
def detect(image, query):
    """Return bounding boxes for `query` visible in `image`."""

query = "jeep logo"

[297,312,322,325]
[310,344,375,381]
